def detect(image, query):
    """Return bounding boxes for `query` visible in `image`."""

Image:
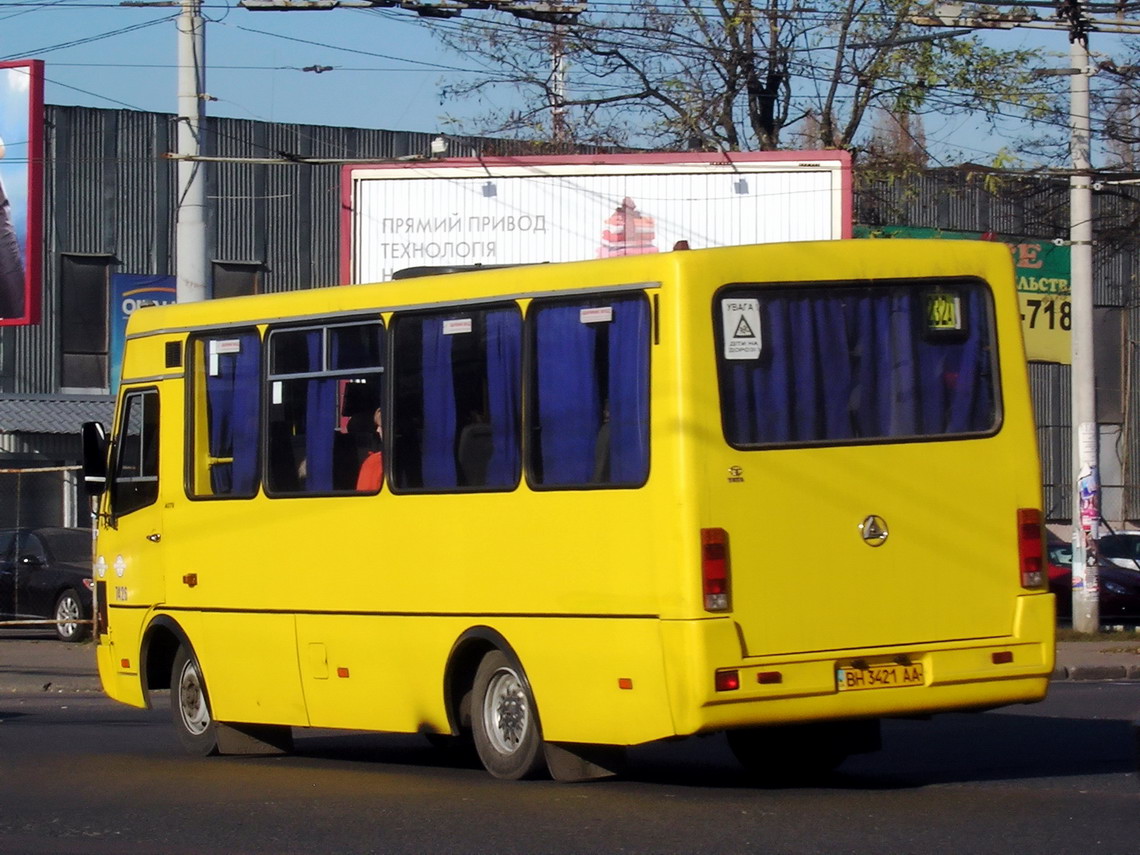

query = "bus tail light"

[715,669,740,691]
[1017,508,1045,590]
[701,527,730,611]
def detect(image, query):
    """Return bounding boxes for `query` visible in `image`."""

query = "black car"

[1097,531,1140,572]
[0,527,94,642]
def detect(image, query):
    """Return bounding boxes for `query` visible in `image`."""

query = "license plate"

[836,662,924,692]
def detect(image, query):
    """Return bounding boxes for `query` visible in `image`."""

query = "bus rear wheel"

[471,650,545,780]
[171,646,219,756]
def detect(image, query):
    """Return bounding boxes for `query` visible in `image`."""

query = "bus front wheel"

[471,650,545,780]
[171,646,219,756]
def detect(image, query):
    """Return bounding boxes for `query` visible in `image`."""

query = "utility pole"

[908,2,1111,630]
[551,22,568,144]
[1064,0,1100,632]
[176,0,208,303]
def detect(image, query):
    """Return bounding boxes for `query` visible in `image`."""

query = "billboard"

[0,60,43,326]
[856,225,1071,364]
[343,152,852,284]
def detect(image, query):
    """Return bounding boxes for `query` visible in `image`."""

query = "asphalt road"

[1,637,1139,855]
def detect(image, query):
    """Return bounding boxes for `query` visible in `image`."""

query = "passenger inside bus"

[354,407,384,491]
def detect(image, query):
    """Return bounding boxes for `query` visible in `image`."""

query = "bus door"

[99,386,166,632]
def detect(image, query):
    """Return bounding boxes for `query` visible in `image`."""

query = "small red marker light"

[336,667,350,678]
[756,671,783,685]
[992,651,1014,665]
[618,678,633,690]
[715,669,740,692]
[120,658,130,669]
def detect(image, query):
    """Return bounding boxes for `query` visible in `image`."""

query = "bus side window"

[528,294,650,489]
[110,388,160,517]
[391,305,521,492]
[265,321,385,497]
[188,331,261,498]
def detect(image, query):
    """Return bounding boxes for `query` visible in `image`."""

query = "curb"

[1052,665,1140,681]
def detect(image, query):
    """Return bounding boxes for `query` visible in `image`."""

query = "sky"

[0,0,1118,164]
[0,0,499,134]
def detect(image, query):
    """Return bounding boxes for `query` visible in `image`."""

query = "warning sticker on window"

[722,299,762,360]
[443,318,472,335]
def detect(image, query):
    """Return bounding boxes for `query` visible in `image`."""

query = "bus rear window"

[714,279,999,447]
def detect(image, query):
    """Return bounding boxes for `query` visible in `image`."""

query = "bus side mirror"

[81,421,109,496]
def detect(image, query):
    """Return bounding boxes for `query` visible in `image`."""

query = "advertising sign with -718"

[855,226,1071,364]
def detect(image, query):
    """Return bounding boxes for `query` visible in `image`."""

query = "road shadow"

[619,712,1138,790]
[282,710,1138,790]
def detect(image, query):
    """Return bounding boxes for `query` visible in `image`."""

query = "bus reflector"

[715,669,740,691]
[756,671,782,685]
[992,651,1014,665]
[1017,508,1045,589]
[701,528,730,611]
[618,678,633,690]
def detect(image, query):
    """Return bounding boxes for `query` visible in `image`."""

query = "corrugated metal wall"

[0,106,539,394]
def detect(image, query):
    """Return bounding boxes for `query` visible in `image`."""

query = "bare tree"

[427,0,1054,155]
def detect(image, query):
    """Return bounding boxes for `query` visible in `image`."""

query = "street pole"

[176,0,208,303]
[550,19,568,144]
[1069,24,1100,632]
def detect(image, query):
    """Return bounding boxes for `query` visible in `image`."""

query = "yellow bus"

[82,239,1054,782]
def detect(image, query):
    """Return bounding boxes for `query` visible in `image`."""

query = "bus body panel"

[97,607,151,709]
[293,615,676,744]
[192,611,310,727]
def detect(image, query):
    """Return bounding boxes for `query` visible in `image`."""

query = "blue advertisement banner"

[110,274,176,391]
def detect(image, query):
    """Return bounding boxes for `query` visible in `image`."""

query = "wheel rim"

[177,659,211,736]
[55,595,80,638]
[482,667,530,755]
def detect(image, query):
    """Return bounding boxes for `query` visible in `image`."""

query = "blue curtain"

[421,319,458,488]
[485,309,521,487]
[606,299,650,484]
[723,285,995,446]
[230,336,261,494]
[535,304,601,485]
[304,331,335,492]
[205,331,260,496]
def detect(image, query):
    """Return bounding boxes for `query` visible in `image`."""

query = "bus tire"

[171,645,219,757]
[471,650,545,780]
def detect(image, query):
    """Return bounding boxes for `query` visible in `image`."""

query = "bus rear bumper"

[662,594,1055,737]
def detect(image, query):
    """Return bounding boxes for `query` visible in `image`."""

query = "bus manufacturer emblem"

[859,515,889,547]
